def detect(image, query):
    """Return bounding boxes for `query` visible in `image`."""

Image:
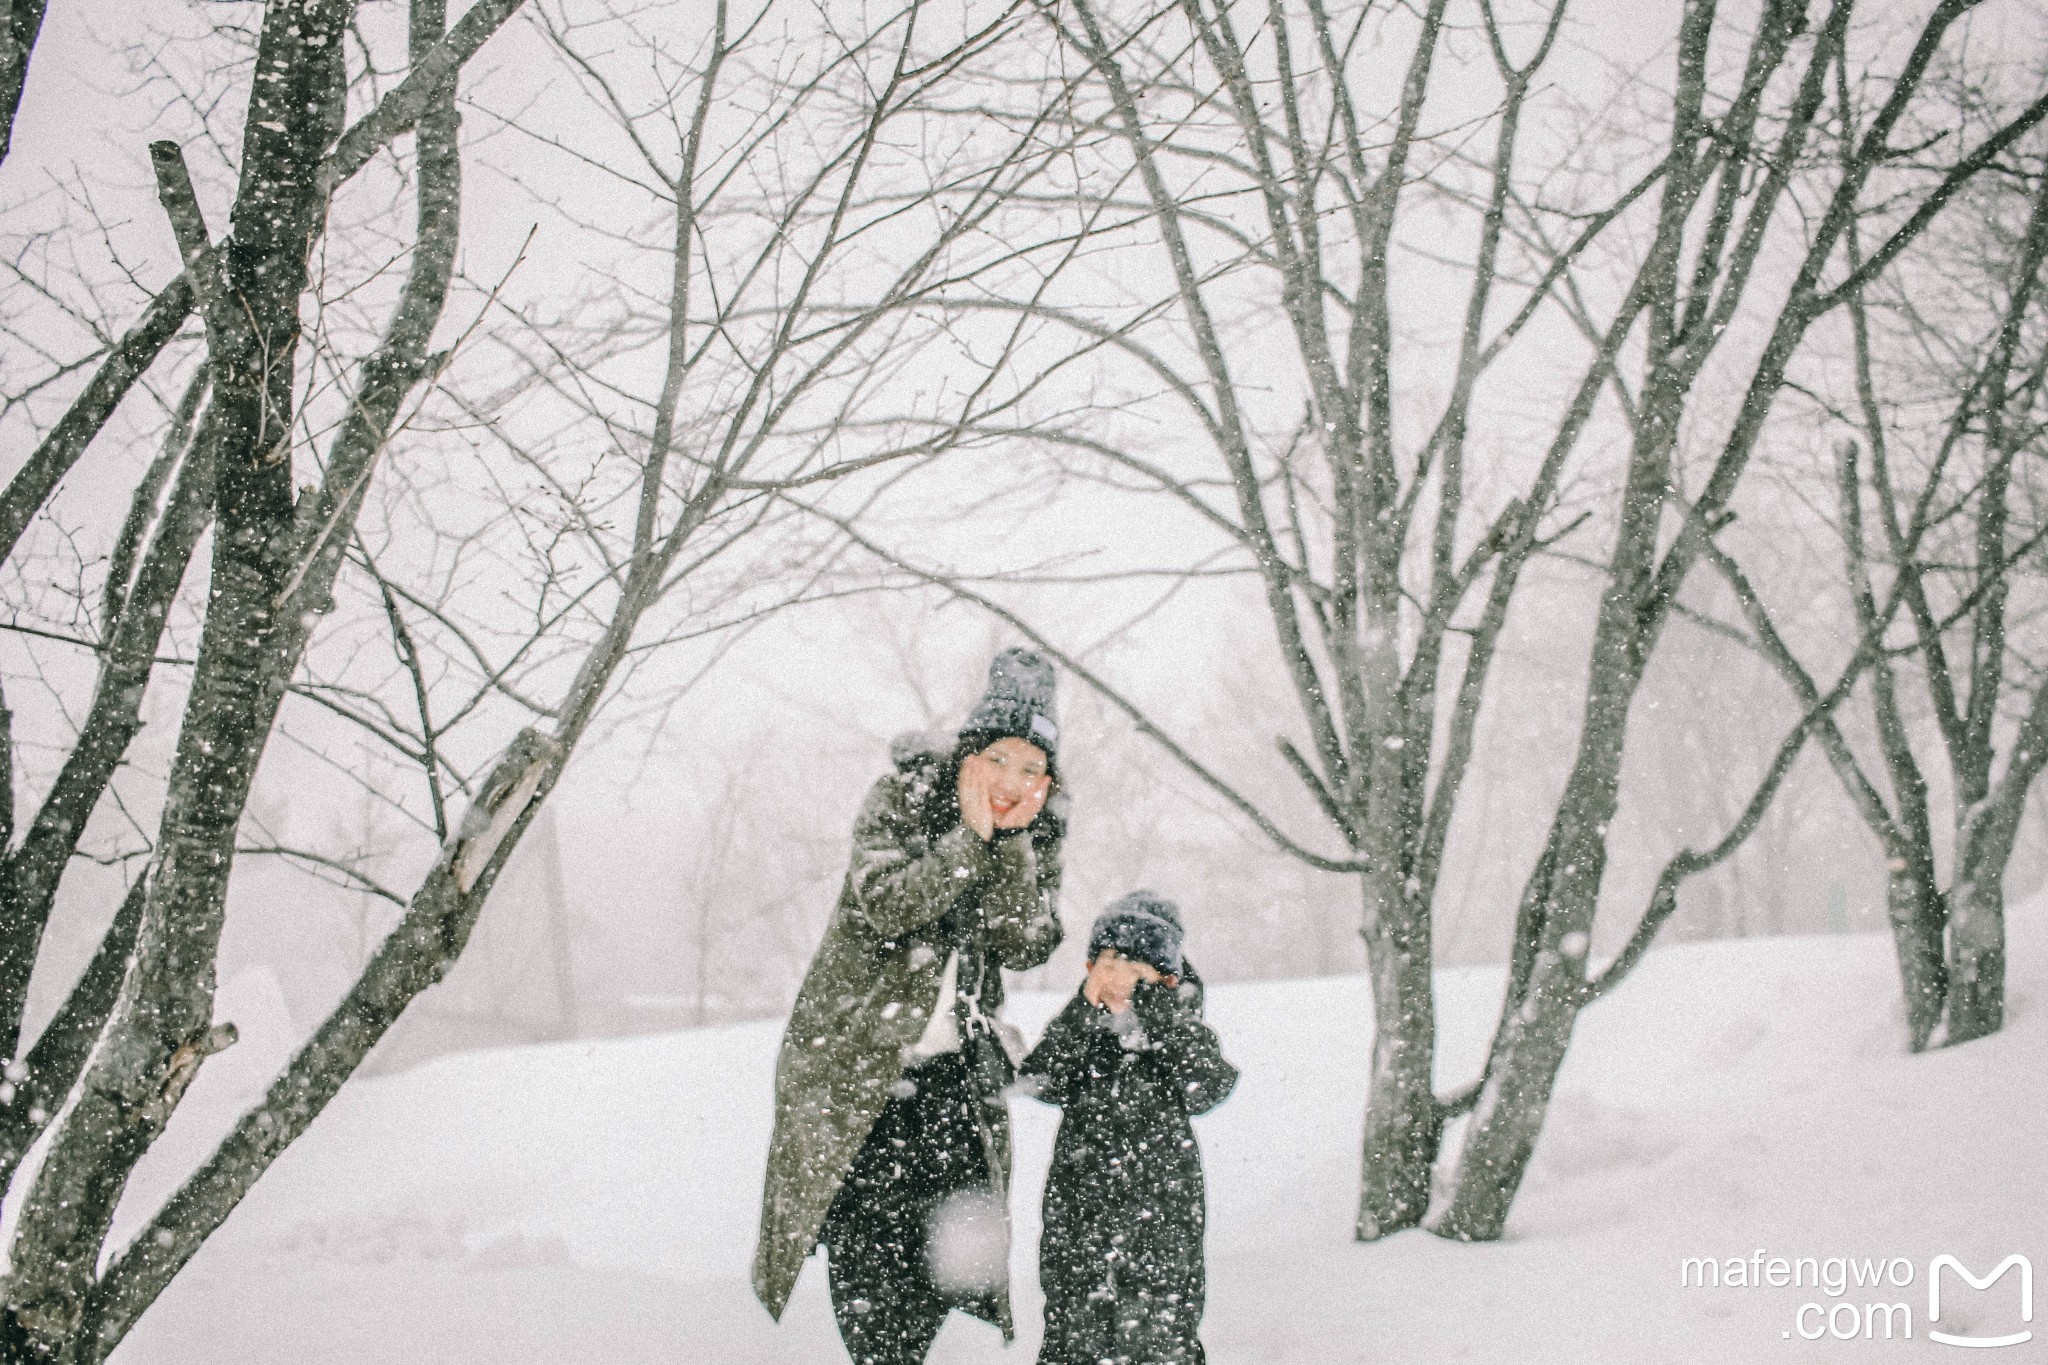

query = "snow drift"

[110,919,2046,1363]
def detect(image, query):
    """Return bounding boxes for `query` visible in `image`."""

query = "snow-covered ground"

[111,917,2046,1363]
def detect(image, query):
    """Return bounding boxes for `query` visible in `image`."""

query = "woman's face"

[976,736,1051,825]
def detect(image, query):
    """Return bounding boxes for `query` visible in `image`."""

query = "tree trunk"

[1885,861,1947,1052]
[1429,952,1580,1242]
[0,403,215,1056]
[1941,710,2048,1048]
[1942,870,2002,1045]
[1431,464,1646,1240]
[0,881,146,1187]
[1430,802,1608,1242]
[0,2,354,1353]
[77,733,559,1359]
[0,432,300,1360]
[1354,871,1439,1240]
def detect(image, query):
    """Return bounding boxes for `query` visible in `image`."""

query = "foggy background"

[5,0,2045,1074]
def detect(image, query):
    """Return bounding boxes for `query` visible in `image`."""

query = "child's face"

[1082,948,1172,1014]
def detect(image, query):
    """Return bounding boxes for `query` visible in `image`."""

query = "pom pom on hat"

[959,647,1059,757]
[1088,889,1184,977]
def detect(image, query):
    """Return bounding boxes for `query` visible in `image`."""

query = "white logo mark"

[1929,1254,2032,1349]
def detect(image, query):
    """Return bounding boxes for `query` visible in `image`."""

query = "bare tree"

[1436,0,2048,1242]
[1715,92,2048,1051]
[0,0,526,1190]
[825,0,2048,1248]
[0,0,1078,1357]
[0,2,513,1354]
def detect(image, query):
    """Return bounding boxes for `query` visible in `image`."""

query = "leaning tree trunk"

[1432,190,1688,1231]
[76,729,560,1360]
[0,375,214,1064]
[0,2,356,1355]
[1430,737,1617,1242]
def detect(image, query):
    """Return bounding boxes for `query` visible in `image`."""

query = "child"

[1021,890,1238,1365]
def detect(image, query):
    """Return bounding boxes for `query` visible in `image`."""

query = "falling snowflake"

[925,1189,1007,1296]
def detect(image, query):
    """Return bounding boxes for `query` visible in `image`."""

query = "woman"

[754,648,1066,1364]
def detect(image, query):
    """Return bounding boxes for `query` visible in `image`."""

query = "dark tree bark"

[0,0,44,165]
[1,1,359,1352]
[0,0,527,576]
[0,280,196,570]
[79,728,557,1360]
[0,384,215,1065]
[1947,674,2048,1041]
[0,879,148,1184]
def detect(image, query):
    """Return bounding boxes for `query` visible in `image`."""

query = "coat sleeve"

[1131,979,1239,1117]
[843,774,996,941]
[1019,995,1093,1108]
[980,827,1063,970]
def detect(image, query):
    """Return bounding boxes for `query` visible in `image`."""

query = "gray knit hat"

[1088,889,1184,977]
[959,647,1059,757]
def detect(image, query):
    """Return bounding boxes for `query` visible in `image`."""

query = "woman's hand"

[1082,949,1162,1014]
[958,755,997,841]
[992,769,1049,831]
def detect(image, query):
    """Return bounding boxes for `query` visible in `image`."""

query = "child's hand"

[1083,949,1161,1014]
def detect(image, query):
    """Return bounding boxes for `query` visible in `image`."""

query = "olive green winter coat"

[752,753,1064,1329]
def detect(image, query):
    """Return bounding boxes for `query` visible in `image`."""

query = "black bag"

[953,931,1022,1103]
[961,1018,1016,1102]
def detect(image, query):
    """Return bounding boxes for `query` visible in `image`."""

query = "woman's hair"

[909,732,1061,843]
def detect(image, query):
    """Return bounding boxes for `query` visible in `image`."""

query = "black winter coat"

[1021,968,1238,1365]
